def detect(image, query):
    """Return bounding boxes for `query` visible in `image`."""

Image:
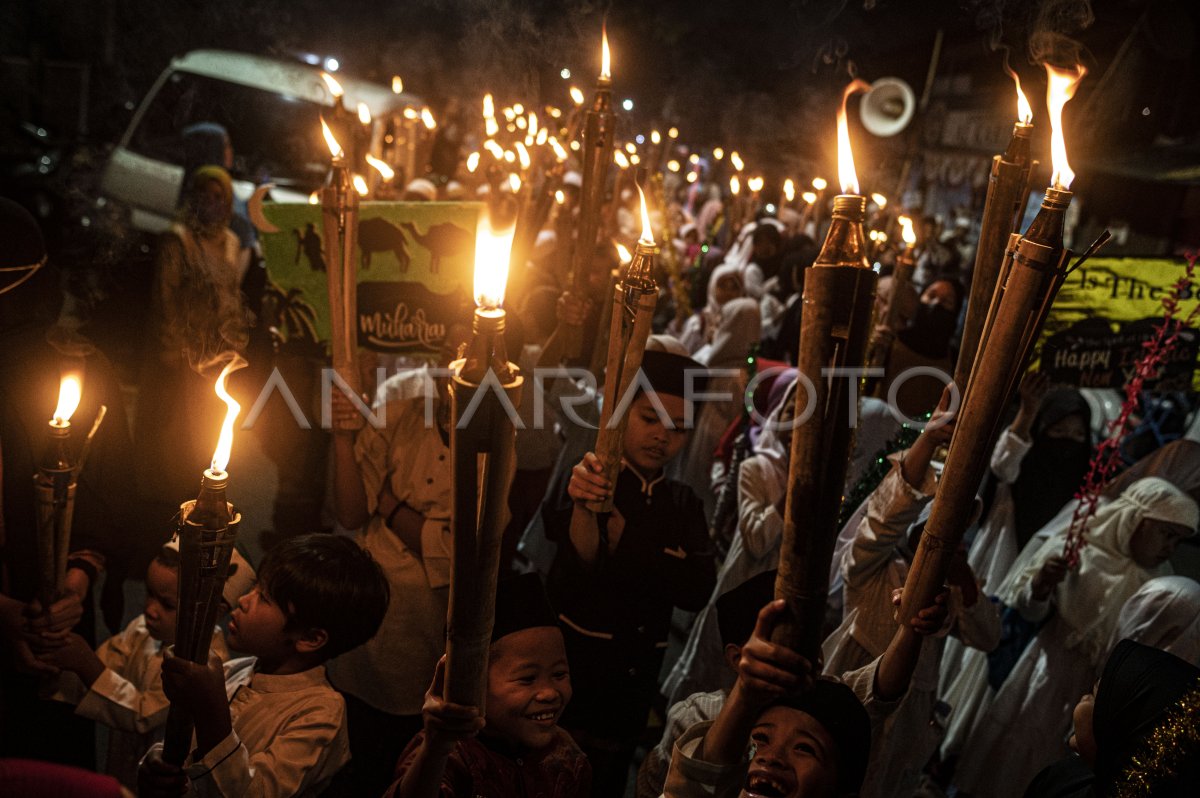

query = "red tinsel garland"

[1062,254,1200,566]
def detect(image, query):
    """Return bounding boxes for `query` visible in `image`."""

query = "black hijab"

[1092,639,1200,796]
[1009,389,1093,550]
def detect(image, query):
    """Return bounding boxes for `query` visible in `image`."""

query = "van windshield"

[127,69,347,192]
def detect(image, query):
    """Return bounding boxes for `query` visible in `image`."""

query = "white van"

[101,49,426,232]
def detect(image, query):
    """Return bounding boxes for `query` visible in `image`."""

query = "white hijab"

[1109,575,1200,667]
[999,476,1199,663]
[695,296,761,370]
[753,377,798,470]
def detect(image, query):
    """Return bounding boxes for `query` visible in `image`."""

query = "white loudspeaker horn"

[860,77,916,137]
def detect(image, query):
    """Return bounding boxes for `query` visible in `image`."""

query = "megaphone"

[860,77,916,137]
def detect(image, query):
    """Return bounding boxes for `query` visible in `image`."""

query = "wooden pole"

[772,195,877,662]
[899,190,1073,625]
[321,161,361,426]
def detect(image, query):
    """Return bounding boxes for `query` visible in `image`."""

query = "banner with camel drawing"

[256,201,480,356]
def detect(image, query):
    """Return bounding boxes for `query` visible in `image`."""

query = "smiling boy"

[389,573,590,798]
[543,348,717,793]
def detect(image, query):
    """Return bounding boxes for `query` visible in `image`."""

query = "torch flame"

[392,75,403,94]
[319,71,344,99]
[1045,63,1087,189]
[483,93,495,118]
[570,86,585,106]
[549,137,568,161]
[366,154,395,181]
[210,359,244,474]
[1014,75,1034,125]
[837,79,873,195]
[783,179,795,202]
[320,117,344,160]
[473,213,516,309]
[801,191,817,204]
[600,23,611,80]
[871,192,887,208]
[421,108,436,130]
[536,127,548,146]
[747,176,764,193]
[650,130,661,145]
[730,151,744,172]
[730,176,741,196]
[636,182,655,246]
[899,215,916,247]
[614,150,630,169]
[615,241,632,264]
[516,141,532,170]
[357,102,372,125]
[713,146,724,160]
[812,176,827,190]
[308,192,320,205]
[352,174,369,196]
[508,173,522,193]
[53,373,82,426]
[466,151,481,173]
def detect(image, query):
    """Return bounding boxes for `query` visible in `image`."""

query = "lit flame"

[320,117,344,159]
[1014,75,1033,125]
[801,191,817,204]
[627,142,638,154]
[352,174,369,196]
[52,373,82,426]
[747,176,764,192]
[421,108,436,130]
[508,173,521,193]
[549,137,568,161]
[783,178,795,202]
[668,127,679,138]
[466,152,481,173]
[473,213,516,309]
[899,215,916,247]
[528,112,537,136]
[837,79,872,195]
[555,189,565,205]
[636,182,655,246]
[403,107,419,120]
[713,147,724,160]
[650,130,661,145]
[688,152,699,164]
[483,93,495,118]
[871,192,887,208]
[686,171,698,183]
[730,176,741,195]
[486,117,500,137]
[365,154,395,181]
[614,150,630,169]
[210,359,243,474]
[357,102,372,125]
[308,192,320,205]
[484,139,503,159]
[570,86,585,105]
[503,107,515,122]
[513,102,524,115]
[730,151,744,171]
[503,150,516,163]
[600,23,611,80]
[1045,63,1087,189]
[812,176,827,190]
[615,242,632,264]
[535,127,548,146]
[516,142,532,170]
[630,153,640,165]
[319,71,344,99]
[392,75,403,94]
[667,159,680,172]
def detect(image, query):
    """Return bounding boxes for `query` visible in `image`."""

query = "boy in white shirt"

[139,533,389,798]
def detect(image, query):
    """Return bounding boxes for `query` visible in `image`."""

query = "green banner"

[258,201,480,357]
[1036,257,1199,391]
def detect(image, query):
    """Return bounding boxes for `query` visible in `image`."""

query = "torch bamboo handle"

[322,186,361,429]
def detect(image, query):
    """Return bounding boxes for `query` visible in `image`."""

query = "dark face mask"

[915,303,957,337]
[899,302,958,358]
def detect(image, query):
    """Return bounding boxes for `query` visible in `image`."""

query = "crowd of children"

[3,141,1200,798]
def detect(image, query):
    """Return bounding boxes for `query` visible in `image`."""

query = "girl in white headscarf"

[953,476,1199,798]
[673,297,761,520]
[673,263,744,355]
[1109,575,1200,667]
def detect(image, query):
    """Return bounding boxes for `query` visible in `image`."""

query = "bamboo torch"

[899,63,1089,626]
[443,215,524,711]
[586,185,660,513]
[320,117,361,424]
[866,216,917,393]
[35,373,82,610]
[954,69,1038,388]
[563,23,615,360]
[771,81,879,661]
[163,358,245,765]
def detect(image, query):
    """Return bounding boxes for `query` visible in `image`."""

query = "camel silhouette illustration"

[358,217,412,271]
[397,221,472,275]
